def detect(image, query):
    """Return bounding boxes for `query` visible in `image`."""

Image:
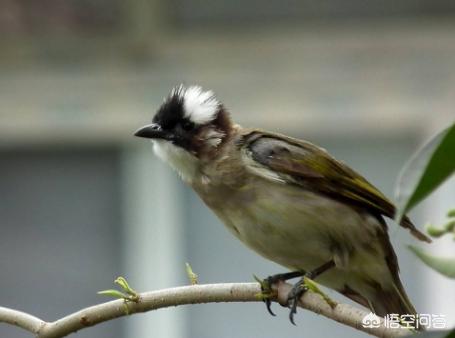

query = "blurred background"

[0,1,454,337]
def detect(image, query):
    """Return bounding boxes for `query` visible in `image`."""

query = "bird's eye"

[181,120,195,131]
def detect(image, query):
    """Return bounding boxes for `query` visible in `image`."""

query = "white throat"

[152,140,199,183]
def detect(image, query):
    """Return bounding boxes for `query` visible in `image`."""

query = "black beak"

[134,123,168,139]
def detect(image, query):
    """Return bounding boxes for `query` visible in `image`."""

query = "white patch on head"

[173,85,219,125]
[152,140,199,183]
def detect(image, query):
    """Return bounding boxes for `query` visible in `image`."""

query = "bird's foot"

[254,271,304,316]
[286,276,337,325]
[287,278,309,325]
[253,274,277,316]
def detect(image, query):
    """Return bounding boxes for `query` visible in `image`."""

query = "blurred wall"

[0,1,454,338]
[0,148,124,338]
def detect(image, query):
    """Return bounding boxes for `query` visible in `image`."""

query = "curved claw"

[286,282,309,325]
[255,270,306,319]
[254,274,279,317]
[265,298,276,316]
[260,277,276,317]
[288,298,298,325]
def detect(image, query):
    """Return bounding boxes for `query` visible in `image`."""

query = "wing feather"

[240,130,430,243]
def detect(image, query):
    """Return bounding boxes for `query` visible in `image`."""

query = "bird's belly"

[209,183,379,272]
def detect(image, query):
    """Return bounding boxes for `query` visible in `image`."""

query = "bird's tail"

[369,279,426,331]
[369,281,416,318]
[340,278,422,330]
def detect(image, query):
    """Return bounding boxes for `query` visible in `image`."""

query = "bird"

[134,85,431,325]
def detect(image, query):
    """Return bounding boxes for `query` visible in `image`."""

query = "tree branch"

[0,282,411,338]
[0,306,45,333]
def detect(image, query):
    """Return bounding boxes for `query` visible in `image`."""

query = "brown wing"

[240,129,430,243]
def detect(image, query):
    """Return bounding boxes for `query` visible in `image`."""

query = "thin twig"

[0,282,411,338]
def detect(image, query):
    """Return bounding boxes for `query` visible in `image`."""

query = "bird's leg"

[287,260,335,325]
[257,270,305,316]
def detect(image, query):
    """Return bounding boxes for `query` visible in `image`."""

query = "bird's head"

[134,85,232,182]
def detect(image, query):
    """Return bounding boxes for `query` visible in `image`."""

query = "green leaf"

[114,277,130,290]
[395,122,455,221]
[97,289,128,299]
[448,208,455,218]
[114,276,137,296]
[426,223,450,238]
[185,262,198,285]
[408,245,455,278]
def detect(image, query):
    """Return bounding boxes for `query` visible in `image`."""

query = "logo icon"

[361,312,447,329]
[362,312,381,328]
